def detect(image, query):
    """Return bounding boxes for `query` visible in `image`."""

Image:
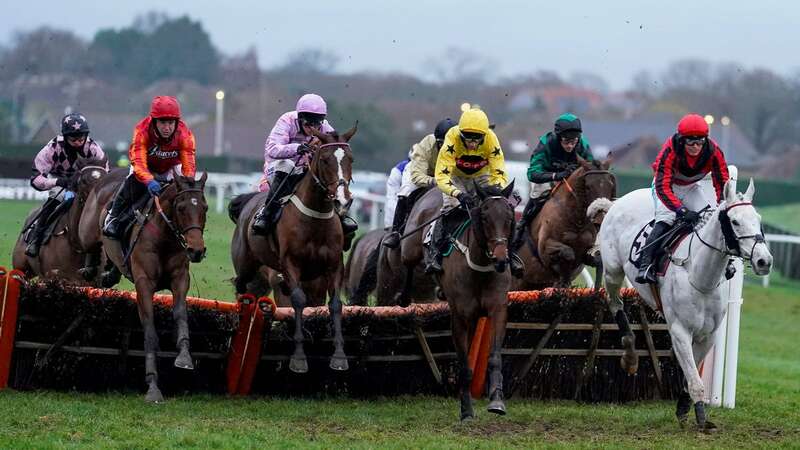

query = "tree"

[326,100,399,171]
[424,47,496,84]
[0,27,88,80]
[279,49,340,74]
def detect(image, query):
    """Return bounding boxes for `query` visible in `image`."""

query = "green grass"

[1,200,799,448]
[761,202,800,234]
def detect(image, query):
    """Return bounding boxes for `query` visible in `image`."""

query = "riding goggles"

[460,131,485,144]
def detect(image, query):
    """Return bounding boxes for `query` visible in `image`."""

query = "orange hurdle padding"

[467,317,489,398]
[0,269,23,389]
[470,318,493,399]
[80,287,239,314]
[235,297,276,395]
[226,294,256,395]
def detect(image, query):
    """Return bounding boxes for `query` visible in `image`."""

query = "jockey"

[635,113,730,284]
[25,113,106,257]
[383,117,457,249]
[425,108,523,276]
[252,93,358,241]
[102,96,196,239]
[384,154,411,229]
[510,113,594,252]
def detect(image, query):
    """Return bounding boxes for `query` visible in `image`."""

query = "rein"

[458,195,513,272]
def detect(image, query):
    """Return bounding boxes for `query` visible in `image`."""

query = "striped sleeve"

[129,125,154,184]
[653,146,682,211]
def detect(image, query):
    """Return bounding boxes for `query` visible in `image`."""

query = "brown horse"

[230,126,356,373]
[437,181,516,420]
[513,158,615,290]
[12,156,108,283]
[83,171,208,402]
[344,228,386,305]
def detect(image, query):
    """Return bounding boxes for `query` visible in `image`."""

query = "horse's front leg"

[284,264,308,374]
[543,239,576,287]
[669,324,706,429]
[605,278,638,375]
[486,297,508,415]
[328,279,348,370]
[134,277,163,403]
[171,267,194,370]
[451,312,474,421]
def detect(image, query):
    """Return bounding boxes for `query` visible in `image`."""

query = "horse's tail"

[350,241,380,306]
[228,192,259,223]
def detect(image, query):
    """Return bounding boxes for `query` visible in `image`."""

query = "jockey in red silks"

[252,93,358,243]
[25,113,106,256]
[103,96,196,239]
[636,113,730,284]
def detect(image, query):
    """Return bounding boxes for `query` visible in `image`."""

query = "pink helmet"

[296,93,327,115]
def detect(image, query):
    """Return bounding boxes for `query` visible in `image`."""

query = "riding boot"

[341,215,358,251]
[252,171,290,235]
[25,199,60,257]
[510,197,546,253]
[383,196,410,249]
[509,252,525,278]
[424,216,449,274]
[635,221,671,284]
[103,178,134,239]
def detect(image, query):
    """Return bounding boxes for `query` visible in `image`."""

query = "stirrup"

[510,253,525,278]
[383,231,401,249]
[635,265,656,284]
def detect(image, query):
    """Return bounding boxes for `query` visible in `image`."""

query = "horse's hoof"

[174,352,194,370]
[700,420,718,433]
[487,400,507,416]
[289,356,308,374]
[101,271,120,288]
[460,411,475,422]
[145,385,164,403]
[329,355,349,371]
[78,267,97,281]
[677,414,689,428]
[620,335,639,374]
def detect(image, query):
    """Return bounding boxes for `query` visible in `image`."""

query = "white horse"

[599,178,772,430]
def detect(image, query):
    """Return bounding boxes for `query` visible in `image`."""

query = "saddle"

[629,220,693,277]
[23,199,73,246]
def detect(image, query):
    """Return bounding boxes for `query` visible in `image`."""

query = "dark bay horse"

[438,181,516,420]
[230,126,356,373]
[12,156,108,283]
[82,171,209,402]
[346,227,437,306]
[513,158,615,290]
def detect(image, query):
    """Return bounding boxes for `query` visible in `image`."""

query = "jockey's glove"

[553,170,571,181]
[677,206,700,225]
[147,180,162,197]
[297,143,312,156]
[457,192,475,211]
[725,259,736,280]
[55,177,70,188]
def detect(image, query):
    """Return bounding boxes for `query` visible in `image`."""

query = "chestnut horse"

[437,181,516,421]
[81,171,208,402]
[513,158,615,290]
[230,126,356,373]
[12,156,108,284]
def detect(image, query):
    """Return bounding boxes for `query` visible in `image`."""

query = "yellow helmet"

[458,108,490,135]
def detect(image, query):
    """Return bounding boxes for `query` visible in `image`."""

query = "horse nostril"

[757,258,768,268]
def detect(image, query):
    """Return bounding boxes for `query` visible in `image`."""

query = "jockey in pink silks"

[252,93,358,244]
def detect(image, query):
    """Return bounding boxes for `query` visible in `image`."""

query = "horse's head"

[473,180,517,273]
[166,171,209,263]
[308,123,356,215]
[716,178,772,275]
[574,157,616,227]
[73,156,109,201]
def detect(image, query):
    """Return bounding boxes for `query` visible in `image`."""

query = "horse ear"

[743,177,755,202]
[577,155,591,170]
[342,121,359,142]
[198,171,208,186]
[501,179,515,198]
[724,179,736,203]
[601,158,611,170]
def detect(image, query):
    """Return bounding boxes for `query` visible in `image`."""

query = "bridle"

[153,187,205,250]
[474,195,515,259]
[694,201,766,266]
[310,142,352,200]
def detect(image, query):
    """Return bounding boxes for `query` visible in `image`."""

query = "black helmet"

[434,118,457,141]
[554,113,582,138]
[61,113,90,136]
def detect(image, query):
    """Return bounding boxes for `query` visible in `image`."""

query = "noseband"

[310,142,352,199]
[154,187,205,249]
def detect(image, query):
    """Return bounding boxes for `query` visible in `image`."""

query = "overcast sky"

[3,0,797,90]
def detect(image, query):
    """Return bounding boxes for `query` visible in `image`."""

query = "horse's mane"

[479,185,506,197]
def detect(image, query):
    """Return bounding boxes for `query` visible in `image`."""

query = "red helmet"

[149,96,182,120]
[677,113,708,137]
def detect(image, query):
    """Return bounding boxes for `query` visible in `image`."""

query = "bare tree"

[424,47,497,84]
[0,27,88,80]
[280,48,340,74]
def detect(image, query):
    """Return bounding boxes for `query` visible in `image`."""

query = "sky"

[2,0,798,90]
